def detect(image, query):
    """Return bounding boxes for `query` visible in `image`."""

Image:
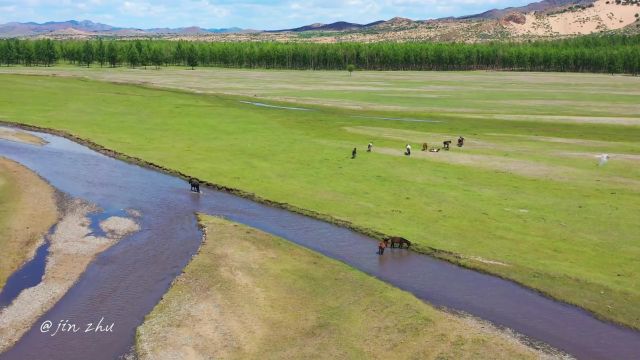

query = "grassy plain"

[2,66,640,119]
[136,215,543,359]
[0,70,638,328]
[0,156,58,290]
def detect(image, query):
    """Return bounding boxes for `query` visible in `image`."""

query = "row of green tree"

[0,36,639,74]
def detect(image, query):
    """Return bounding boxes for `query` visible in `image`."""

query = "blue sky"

[1,0,536,29]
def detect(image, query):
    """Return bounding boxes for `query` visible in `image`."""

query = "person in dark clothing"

[457,136,465,147]
[367,142,373,152]
[352,147,357,159]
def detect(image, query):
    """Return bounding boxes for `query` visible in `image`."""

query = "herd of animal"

[354,136,465,159]
[422,136,465,153]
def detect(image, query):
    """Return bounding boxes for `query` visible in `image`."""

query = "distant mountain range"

[1,0,638,41]
[0,0,594,37]
[457,0,595,19]
[0,20,253,38]
[272,0,601,31]
[268,20,386,32]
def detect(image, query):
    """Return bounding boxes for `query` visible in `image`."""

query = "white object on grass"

[598,154,609,166]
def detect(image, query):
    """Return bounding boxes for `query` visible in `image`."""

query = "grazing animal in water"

[189,178,200,193]
[457,136,465,147]
[443,140,452,150]
[421,143,428,151]
[387,236,411,249]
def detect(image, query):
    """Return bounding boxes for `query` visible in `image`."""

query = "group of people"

[352,136,465,158]
[351,142,374,158]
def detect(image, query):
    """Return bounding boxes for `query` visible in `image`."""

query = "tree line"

[0,35,639,74]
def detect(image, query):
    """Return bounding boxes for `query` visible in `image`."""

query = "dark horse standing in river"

[387,236,411,249]
[189,178,200,193]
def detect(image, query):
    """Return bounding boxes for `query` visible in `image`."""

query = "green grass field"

[3,66,640,118]
[0,69,639,328]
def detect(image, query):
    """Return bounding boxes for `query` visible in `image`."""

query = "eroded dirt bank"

[0,199,140,352]
[0,157,57,290]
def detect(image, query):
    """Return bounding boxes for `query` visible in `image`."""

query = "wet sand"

[0,199,139,352]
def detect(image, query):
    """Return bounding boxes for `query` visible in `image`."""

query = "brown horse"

[386,236,411,249]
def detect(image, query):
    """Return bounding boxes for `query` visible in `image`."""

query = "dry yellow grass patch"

[135,215,555,360]
[0,157,57,290]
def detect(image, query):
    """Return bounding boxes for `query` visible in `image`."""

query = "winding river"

[1,128,639,359]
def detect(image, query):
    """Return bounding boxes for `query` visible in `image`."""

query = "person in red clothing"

[377,240,386,255]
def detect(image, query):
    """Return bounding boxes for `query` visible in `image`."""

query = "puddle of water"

[0,127,639,360]
[0,206,131,310]
[239,101,311,111]
[0,226,54,309]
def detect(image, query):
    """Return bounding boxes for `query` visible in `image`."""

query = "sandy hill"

[505,0,640,36]
[311,0,639,42]
[460,0,596,19]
